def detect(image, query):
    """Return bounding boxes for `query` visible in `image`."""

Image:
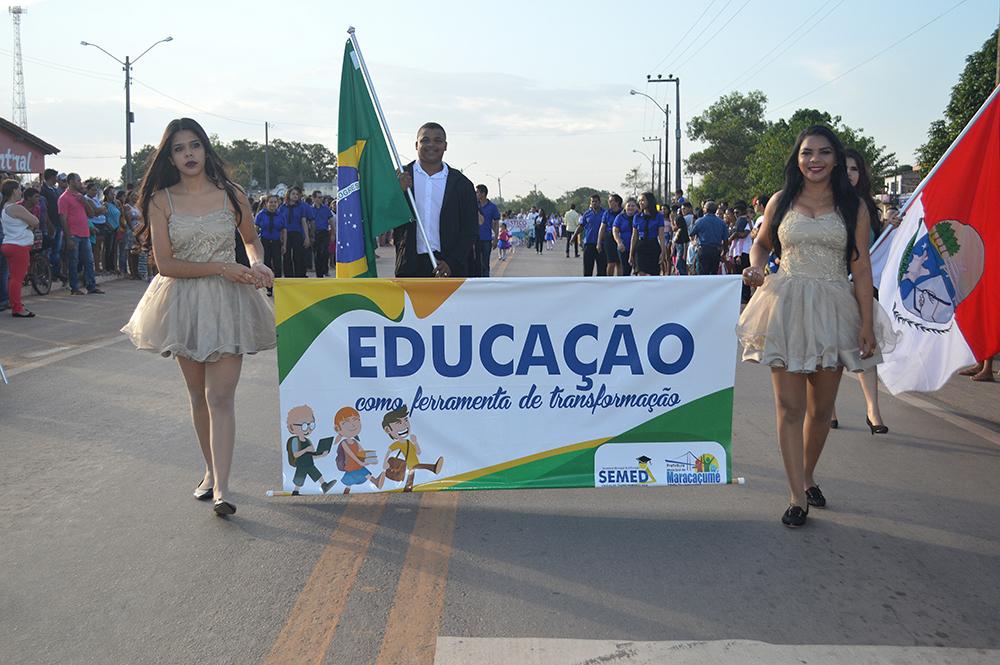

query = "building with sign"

[0,116,59,176]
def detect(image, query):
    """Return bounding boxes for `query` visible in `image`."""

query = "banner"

[275,276,742,494]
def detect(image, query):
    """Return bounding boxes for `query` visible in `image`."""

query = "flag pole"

[899,81,1000,218]
[347,26,438,272]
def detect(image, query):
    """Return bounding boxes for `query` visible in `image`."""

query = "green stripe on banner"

[277,293,404,383]
[447,387,734,490]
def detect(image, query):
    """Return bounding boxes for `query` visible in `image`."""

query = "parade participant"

[689,201,727,275]
[829,149,892,432]
[613,197,637,277]
[738,125,896,528]
[475,184,500,276]
[598,194,623,276]
[394,122,478,278]
[534,209,546,254]
[58,173,103,295]
[279,186,312,278]
[629,192,665,276]
[671,206,690,275]
[576,194,606,276]
[310,190,333,278]
[497,222,511,261]
[254,194,285,296]
[121,118,276,517]
[1,180,40,317]
[564,203,580,257]
[729,201,753,301]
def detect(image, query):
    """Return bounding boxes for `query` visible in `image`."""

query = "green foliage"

[123,136,337,189]
[917,29,998,170]
[686,90,769,202]
[745,109,896,198]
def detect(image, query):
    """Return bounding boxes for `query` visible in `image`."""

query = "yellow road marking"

[263,495,387,665]
[375,492,459,665]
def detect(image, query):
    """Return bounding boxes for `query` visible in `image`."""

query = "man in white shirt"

[395,123,478,277]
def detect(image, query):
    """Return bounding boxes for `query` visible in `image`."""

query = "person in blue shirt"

[597,194,623,276]
[474,184,500,277]
[278,186,313,278]
[310,190,334,278]
[689,200,728,275]
[612,197,637,277]
[574,193,606,276]
[629,192,665,276]
[254,194,285,295]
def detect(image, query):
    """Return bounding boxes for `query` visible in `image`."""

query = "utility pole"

[9,6,27,129]
[648,74,681,200]
[487,170,511,202]
[264,121,271,192]
[643,136,662,200]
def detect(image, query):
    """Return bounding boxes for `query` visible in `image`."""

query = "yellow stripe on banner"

[335,256,369,279]
[337,140,366,168]
[410,436,613,492]
[273,279,406,326]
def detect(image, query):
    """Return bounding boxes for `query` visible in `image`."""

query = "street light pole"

[629,89,669,202]
[643,136,662,201]
[648,74,681,201]
[486,170,511,201]
[81,36,173,185]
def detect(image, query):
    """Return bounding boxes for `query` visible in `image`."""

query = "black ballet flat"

[830,419,839,430]
[805,486,827,508]
[866,417,889,435]
[781,504,809,528]
[12,310,35,318]
[213,499,236,516]
[193,483,215,501]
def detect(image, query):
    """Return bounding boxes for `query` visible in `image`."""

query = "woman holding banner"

[737,125,896,528]
[122,118,276,517]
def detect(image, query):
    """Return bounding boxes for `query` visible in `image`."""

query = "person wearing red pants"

[1,180,40,318]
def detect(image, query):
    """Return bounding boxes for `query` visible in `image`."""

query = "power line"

[771,0,972,113]
[657,0,734,76]
[670,0,754,73]
[689,0,840,114]
[648,0,718,73]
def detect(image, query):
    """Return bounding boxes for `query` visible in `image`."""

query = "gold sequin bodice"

[777,209,848,281]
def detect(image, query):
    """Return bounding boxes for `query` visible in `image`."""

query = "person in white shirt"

[394,122,478,277]
[1,180,41,317]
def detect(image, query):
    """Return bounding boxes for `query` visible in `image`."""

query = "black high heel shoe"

[866,417,889,435]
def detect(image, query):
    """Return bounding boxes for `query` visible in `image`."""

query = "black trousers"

[474,239,492,277]
[737,252,751,302]
[566,232,578,257]
[314,230,330,277]
[696,244,722,276]
[283,233,307,277]
[583,243,606,276]
[262,238,283,278]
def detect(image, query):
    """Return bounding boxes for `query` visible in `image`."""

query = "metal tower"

[9,6,27,129]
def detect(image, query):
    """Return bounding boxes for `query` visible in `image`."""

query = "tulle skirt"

[121,274,276,363]
[736,273,898,373]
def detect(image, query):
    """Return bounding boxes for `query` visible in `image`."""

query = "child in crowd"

[545,220,555,250]
[497,223,511,261]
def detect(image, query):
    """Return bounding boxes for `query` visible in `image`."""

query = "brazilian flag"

[336,40,411,277]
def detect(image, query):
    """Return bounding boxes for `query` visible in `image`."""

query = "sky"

[2,0,998,200]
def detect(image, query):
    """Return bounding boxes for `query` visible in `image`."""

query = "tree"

[917,29,998,170]
[555,186,612,214]
[745,109,896,198]
[686,90,770,202]
[620,167,652,196]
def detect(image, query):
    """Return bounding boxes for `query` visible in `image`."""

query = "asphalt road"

[1,242,998,665]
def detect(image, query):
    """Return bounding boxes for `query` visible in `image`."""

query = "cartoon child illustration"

[325,406,385,494]
[285,405,337,495]
[381,405,443,492]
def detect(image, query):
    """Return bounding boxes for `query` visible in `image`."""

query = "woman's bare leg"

[177,357,213,489]
[204,355,244,502]
[858,367,884,426]
[771,368,808,507]
[803,368,843,489]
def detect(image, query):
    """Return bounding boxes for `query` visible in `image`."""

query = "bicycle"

[23,246,52,296]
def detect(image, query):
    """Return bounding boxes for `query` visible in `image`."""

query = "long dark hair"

[639,191,658,218]
[136,118,243,248]
[1,178,21,207]
[770,125,859,270]
[845,148,882,237]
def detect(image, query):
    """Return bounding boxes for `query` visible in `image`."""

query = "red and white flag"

[878,84,1000,394]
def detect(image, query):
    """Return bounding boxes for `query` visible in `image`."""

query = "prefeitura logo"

[663,451,722,485]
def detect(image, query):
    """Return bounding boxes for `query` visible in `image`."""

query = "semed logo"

[596,454,658,486]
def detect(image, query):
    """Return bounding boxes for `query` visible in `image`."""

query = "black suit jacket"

[393,161,478,277]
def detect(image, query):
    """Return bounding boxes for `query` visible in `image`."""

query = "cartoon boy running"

[382,405,443,492]
[285,405,337,495]
[326,406,385,494]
